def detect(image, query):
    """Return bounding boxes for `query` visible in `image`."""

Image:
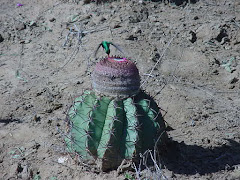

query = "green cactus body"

[65,56,167,171]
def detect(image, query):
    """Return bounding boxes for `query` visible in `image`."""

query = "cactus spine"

[65,57,167,171]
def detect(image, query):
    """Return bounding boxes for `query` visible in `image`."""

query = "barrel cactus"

[65,56,167,171]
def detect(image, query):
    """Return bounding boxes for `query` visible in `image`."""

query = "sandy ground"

[1,0,240,179]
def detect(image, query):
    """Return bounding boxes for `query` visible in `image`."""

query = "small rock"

[45,108,53,113]
[76,80,84,84]
[125,35,137,41]
[139,22,149,29]
[229,77,239,84]
[202,137,210,144]
[83,0,91,4]
[110,15,121,29]
[87,21,96,27]
[112,15,121,23]
[15,22,26,31]
[100,16,106,22]
[132,27,141,34]
[151,53,160,62]
[129,15,140,23]
[212,69,219,75]
[0,34,4,42]
[216,28,228,42]
[17,163,23,173]
[220,37,230,45]
[33,115,41,122]
[113,23,121,28]
[164,170,176,178]
[58,156,68,164]
[52,103,63,111]
[19,39,31,44]
[21,165,33,180]
[233,33,240,45]
[196,23,214,41]
[29,21,37,27]
[110,22,121,29]
[92,15,106,24]
[49,18,56,22]
[188,31,197,43]
[148,15,157,22]
[193,16,199,20]
[9,164,18,177]
[228,84,235,89]
[230,169,240,180]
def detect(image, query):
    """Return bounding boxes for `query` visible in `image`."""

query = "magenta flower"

[17,3,23,7]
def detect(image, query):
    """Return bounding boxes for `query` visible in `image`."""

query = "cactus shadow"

[162,138,240,175]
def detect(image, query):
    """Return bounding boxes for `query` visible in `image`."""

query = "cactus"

[92,56,140,97]
[65,56,167,171]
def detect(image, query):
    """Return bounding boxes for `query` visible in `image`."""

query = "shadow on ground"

[151,0,199,6]
[162,139,240,175]
[92,0,199,6]
[0,118,22,126]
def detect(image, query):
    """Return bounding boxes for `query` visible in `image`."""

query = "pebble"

[188,31,197,43]
[215,28,228,42]
[19,39,31,44]
[58,156,68,164]
[9,164,18,177]
[202,137,210,144]
[83,0,91,4]
[15,22,26,31]
[212,69,219,75]
[193,16,199,20]
[129,15,140,23]
[164,169,176,178]
[228,84,235,89]
[233,33,240,45]
[0,34,4,42]
[229,77,239,84]
[148,15,157,22]
[21,165,33,180]
[111,22,121,29]
[112,15,121,23]
[196,23,213,41]
[151,53,160,62]
[125,34,137,41]
[49,18,56,22]
[92,15,106,24]
[76,80,84,84]
[132,27,141,34]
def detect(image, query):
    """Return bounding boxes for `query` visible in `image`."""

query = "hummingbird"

[94,41,124,58]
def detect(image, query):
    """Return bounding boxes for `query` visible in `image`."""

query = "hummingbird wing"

[110,42,125,55]
[94,43,102,58]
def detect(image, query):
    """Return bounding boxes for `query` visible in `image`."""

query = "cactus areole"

[65,56,167,171]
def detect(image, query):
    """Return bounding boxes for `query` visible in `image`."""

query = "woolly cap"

[92,57,140,97]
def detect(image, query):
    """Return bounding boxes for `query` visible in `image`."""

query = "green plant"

[65,57,167,171]
[125,173,135,180]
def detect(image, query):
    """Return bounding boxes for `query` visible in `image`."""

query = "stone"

[188,31,197,43]
[229,77,239,84]
[15,22,26,31]
[196,23,214,41]
[0,34,4,42]
[125,34,137,41]
[49,18,56,22]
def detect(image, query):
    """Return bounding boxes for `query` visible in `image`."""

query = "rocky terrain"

[0,0,240,179]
